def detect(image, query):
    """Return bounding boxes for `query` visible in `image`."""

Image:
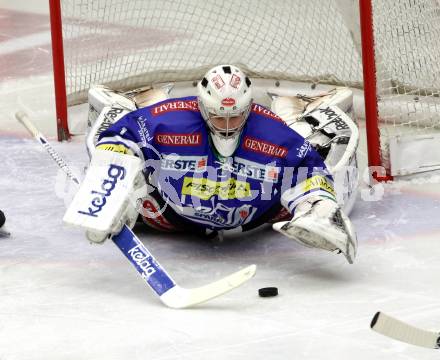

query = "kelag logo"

[78,164,126,217]
[127,244,157,279]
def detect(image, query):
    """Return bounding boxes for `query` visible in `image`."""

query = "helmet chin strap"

[210,131,241,158]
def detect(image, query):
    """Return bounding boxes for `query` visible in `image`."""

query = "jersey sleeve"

[95,111,146,160]
[280,140,336,215]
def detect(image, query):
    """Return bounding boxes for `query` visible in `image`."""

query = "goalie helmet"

[197,65,252,157]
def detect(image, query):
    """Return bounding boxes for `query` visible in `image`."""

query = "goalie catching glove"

[273,196,357,264]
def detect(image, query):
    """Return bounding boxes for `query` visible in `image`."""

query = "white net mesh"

[372,0,440,169]
[60,0,363,103]
[59,0,440,171]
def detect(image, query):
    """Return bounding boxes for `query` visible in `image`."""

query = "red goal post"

[49,0,69,141]
[49,0,440,180]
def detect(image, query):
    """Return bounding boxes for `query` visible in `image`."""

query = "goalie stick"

[371,312,440,349]
[113,225,256,308]
[16,110,257,308]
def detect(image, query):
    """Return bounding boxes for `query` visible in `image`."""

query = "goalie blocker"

[63,149,146,242]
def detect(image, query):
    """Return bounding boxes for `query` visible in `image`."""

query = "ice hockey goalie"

[64,65,359,264]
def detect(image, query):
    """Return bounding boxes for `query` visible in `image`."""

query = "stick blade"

[371,312,440,349]
[160,264,257,309]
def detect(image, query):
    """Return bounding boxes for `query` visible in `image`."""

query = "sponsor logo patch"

[230,74,241,88]
[96,143,130,154]
[251,104,283,122]
[155,132,202,146]
[161,155,208,172]
[105,107,125,120]
[181,177,251,200]
[93,107,126,142]
[78,164,126,218]
[303,175,335,196]
[243,136,288,158]
[316,106,349,130]
[212,74,225,89]
[151,100,198,116]
[267,167,279,181]
[127,244,156,279]
[231,157,280,182]
[221,97,236,107]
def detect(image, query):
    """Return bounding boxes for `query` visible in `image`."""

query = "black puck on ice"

[0,210,5,228]
[258,287,278,297]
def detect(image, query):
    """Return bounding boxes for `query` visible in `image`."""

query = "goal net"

[51,0,440,178]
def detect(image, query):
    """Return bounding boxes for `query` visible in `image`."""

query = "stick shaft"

[15,111,79,184]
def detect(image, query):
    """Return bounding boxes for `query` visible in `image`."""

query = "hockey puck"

[258,287,278,297]
[0,210,5,228]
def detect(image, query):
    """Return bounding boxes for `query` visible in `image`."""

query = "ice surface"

[1,3,440,360]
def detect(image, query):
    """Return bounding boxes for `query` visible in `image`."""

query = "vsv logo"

[78,164,126,217]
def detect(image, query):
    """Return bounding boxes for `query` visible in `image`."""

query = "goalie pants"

[138,188,292,237]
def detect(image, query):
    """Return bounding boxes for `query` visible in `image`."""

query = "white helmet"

[197,65,252,158]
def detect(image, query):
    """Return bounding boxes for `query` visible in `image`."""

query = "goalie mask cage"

[50,0,440,180]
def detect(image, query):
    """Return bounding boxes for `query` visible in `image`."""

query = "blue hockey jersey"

[97,96,335,230]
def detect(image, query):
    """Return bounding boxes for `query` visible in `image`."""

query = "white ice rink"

[1,2,440,360]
